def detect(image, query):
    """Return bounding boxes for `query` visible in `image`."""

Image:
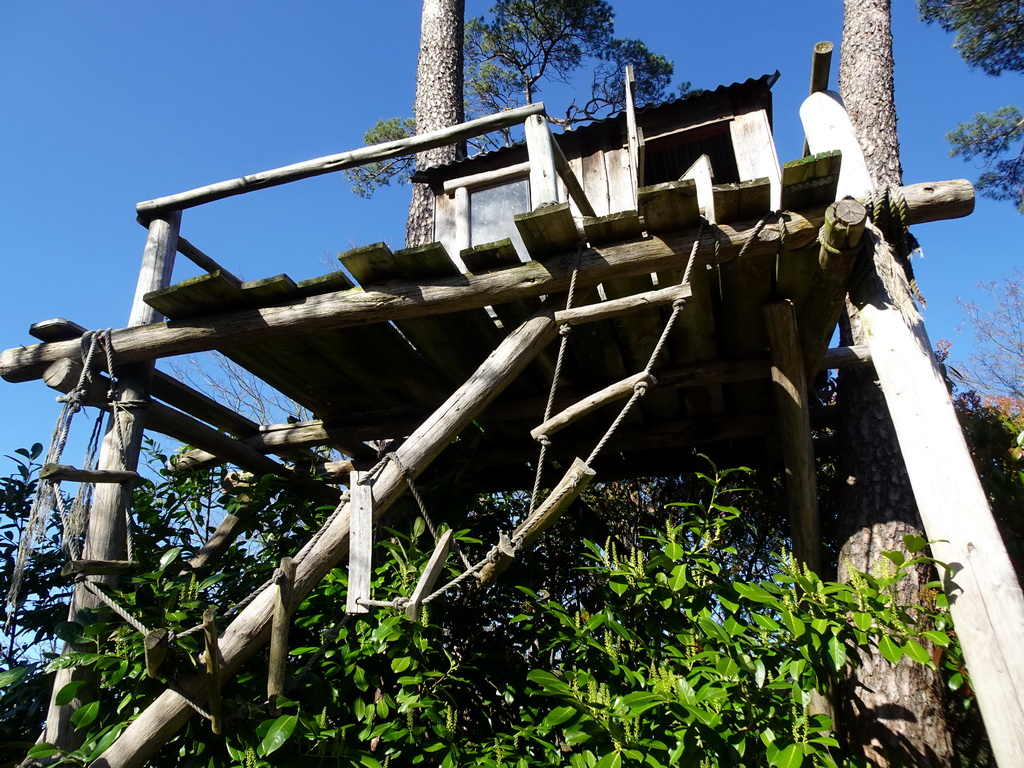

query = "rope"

[4,332,108,626]
[529,240,586,515]
[81,580,155,638]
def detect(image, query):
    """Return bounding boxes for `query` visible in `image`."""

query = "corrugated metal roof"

[414,72,779,177]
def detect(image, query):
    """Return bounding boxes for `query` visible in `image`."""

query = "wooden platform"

[138,155,847,487]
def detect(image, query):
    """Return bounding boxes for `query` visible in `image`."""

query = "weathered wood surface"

[637,178,700,234]
[44,212,181,750]
[525,114,559,209]
[346,471,372,615]
[851,225,1024,767]
[478,457,596,586]
[532,372,655,442]
[267,557,296,710]
[176,237,241,284]
[764,301,820,572]
[168,343,872,474]
[42,358,293,478]
[91,305,561,768]
[137,103,546,216]
[1,180,973,385]
[30,318,267,443]
[40,464,140,484]
[799,198,867,377]
[60,559,138,578]
[406,529,454,622]
[202,608,222,735]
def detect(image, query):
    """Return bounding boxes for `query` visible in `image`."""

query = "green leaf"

[596,750,623,768]
[70,700,99,729]
[770,743,804,768]
[903,534,928,553]
[922,630,950,648]
[780,610,805,639]
[669,564,688,592]
[827,635,846,671]
[752,614,781,632]
[27,744,62,759]
[903,639,931,666]
[543,705,577,727]
[754,659,766,688]
[528,669,571,696]
[619,691,662,716]
[259,713,298,756]
[56,680,90,706]
[391,655,412,673]
[734,583,776,603]
[158,547,182,570]
[881,550,906,567]
[878,634,904,665]
[853,612,873,632]
[0,667,27,688]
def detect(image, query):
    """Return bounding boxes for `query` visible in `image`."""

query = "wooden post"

[802,41,835,156]
[91,304,561,768]
[346,472,372,614]
[798,199,867,378]
[202,608,222,735]
[524,114,558,209]
[267,557,296,711]
[764,301,820,573]
[851,226,1024,766]
[42,211,180,750]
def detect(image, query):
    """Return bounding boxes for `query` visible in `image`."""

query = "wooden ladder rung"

[61,559,139,578]
[41,463,141,484]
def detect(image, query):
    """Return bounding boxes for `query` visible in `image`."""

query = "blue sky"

[1,1,1020,460]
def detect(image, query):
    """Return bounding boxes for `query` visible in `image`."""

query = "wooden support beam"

[1,180,972,385]
[764,301,821,573]
[41,358,294,478]
[202,608,222,735]
[176,237,241,284]
[550,132,597,218]
[852,225,1024,766]
[92,302,561,768]
[406,529,454,622]
[477,458,596,586]
[171,344,872,474]
[29,318,264,441]
[346,471,372,615]
[267,557,296,711]
[137,103,546,216]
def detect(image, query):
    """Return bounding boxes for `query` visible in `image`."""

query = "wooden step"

[41,463,140,484]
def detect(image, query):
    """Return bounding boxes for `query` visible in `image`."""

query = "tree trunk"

[405,0,465,248]
[837,1,954,765]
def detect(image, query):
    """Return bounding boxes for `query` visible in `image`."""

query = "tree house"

[3,66,1023,767]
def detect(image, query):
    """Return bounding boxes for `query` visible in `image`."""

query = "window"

[469,179,531,247]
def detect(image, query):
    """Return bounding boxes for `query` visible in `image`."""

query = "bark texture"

[838,1,954,764]
[406,0,465,248]
[839,0,902,188]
